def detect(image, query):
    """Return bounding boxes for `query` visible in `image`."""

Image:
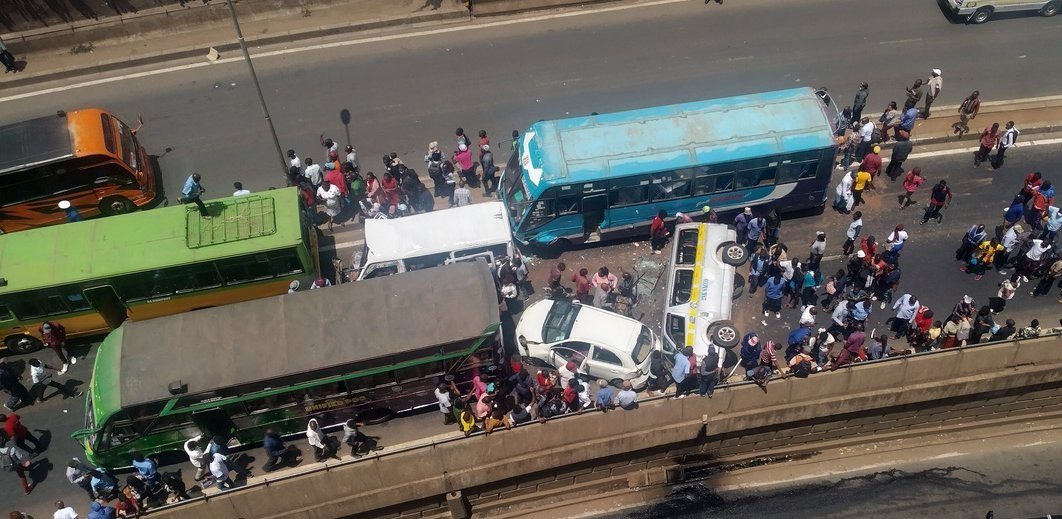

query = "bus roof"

[0,113,74,175]
[0,188,305,294]
[523,88,835,188]
[363,201,513,264]
[98,261,499,409]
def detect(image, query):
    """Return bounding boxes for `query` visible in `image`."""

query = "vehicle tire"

[1041,1,1061,16]
[970,6,993,23]
[522,355,552,368]
[732,274,745,300]
[717,241,749,267]
[99,196,136,216]
[707,320,740,349]
[356,407,395,425]
[4,335,42,354]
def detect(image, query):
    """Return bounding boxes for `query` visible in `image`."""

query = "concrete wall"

[146,335,1062,519]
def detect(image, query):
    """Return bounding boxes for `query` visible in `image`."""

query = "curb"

[885,122,1062,150]
[0,8,471,90]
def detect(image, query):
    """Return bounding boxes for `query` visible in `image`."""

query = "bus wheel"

[100,196,136,216]
[4,335,42,354]
[717,241,749,267]
[356,407,395,425]
[970,6,993,23]
[708,320,740,349]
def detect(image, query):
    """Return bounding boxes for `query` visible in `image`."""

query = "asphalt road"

[2,0,1062,201]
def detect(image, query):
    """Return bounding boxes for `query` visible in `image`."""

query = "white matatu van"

[661,223,746,360]
[351,201,517,280]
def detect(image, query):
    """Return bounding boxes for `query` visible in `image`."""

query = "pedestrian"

[59,200,83,223]
[697,343,723,398]
[617,380,638,410]
[67,457,95,499]
[1031,258,1062,297]
[734,207,752,244]
[861,145,882,180]
[807,232,826,274]
[899,100,919,136]
[650,210,669,254]
[1004,196,1025,230]
[54,500,79,519]
[746,214,766,250]
[452,179,472,207]
[1018,238,1052,282]
[303,157,323,189]
[232,182,251,196]
[851,82,869,124]
[839,126,861,170]
[974,123,1000,167]
[955,224,988,263]
[0,36,17,73]
[179,173,209,217]
[921,179,952,224]
[702,205,718,224]
[852,167,872,207]
[208,453,235,490]
[878,101,901,142]
[990,276,1019,313]
[27,358,80,403]
[424,142,445,197]
[306,418,339,462]
[324,157,349,207]
[856,117,875,160]
[898,167,925,208]
[745,245,768,297]
[341,419,372,458]
[261,429,288,472]
[89,468,118,499]
[989,121,1019,171]
[762,272,786,320]
[315,180,342,232]
[764,207,782,247]
[0,413,40,455]
[1028,182,1055,230]
[453,143,477,188]
[480,145,496,196]
[969,306,995,345]
[594,379,615,412]
[885,137,913,181]
[38,321,74,374]
[833,170,854,213]
[671,347,695,398]
[287,149,302,175]
[182,435,211,484]
[891,294,919,339]
[434,382,456,425]
[989,319,1017,341]
[1020,172,1043,205]
[571,268,592,304]
[953,91,981,136]
[842,211,863,256]
[1042,206,1061,245]
[921,69,943,118]
[884,224,908,262]
[997,224,1024,273]
[905,79,925,106]
[455,127,472,148]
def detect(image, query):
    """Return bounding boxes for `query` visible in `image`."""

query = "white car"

[516,299,661,389]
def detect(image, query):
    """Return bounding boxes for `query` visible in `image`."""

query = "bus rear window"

[101,114,117,154]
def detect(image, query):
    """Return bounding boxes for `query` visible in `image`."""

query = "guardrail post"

[446,490,471,519]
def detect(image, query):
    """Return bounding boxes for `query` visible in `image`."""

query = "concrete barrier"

[146,335,1062,519]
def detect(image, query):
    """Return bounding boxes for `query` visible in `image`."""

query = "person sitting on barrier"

[594,379,616,412]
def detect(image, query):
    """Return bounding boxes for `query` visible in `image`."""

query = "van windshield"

[631,326,654,364]
[542,300,580,343]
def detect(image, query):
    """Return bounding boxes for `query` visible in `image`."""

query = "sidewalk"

[900,95,1062,147]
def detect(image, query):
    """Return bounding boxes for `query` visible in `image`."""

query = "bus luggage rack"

[186,195,277,248]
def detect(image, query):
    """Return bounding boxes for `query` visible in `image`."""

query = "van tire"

[732,274,745,300]
[708,320,740,349]
[970,6,993,23]
[717,241,749,267]
[1042,1,1061,16]
[99,196,136,216]
[4,335,42,354]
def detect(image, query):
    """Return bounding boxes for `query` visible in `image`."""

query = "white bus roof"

[363,201,514,265]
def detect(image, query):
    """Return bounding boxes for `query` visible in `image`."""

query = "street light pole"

[225,0,289,186]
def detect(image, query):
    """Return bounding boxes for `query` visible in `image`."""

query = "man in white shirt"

[184,435,210,482]
[616,380,638,410]
[891,294,920,339]
[989,121,1020,170]
[434,382,454,425]
[28,358,80,402]
[303,157,323,188]
[857,117,875,159]
[232,182,251,196]
[923,69,942,118]
[54,500,79,519]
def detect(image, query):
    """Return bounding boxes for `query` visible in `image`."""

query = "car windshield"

[542,300,580,343]
[631,326,654,364]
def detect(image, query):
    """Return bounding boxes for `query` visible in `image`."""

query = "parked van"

[943,0,1060,23]
[661,223,746,360]
[351,201,516,280]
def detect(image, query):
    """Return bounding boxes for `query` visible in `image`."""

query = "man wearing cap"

[734,207,752,245]
[702,206,718,224]
[861,145,882,179]
[924,69,942,118]
[39,321,73,374]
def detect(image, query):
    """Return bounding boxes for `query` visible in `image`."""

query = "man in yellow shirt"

[962,239,1003,280]
[852,170,873,207]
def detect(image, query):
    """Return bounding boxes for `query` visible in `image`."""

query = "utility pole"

[225,0,289,185]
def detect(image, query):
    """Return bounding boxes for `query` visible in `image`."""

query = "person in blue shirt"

[762,273,786,319]
[747,245,770,295]
[671,347,694,398]
[594,379,615,411]
[786,327,812,362]
[899,100,919,134]
[89,468,117,499]
[58,200,82,222]
[131,452,158,481]
[850,298,872,323]
[181,172,209,217]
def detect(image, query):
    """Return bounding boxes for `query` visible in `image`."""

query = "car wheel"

[4,335,42,354]
[717,241,749,267]
[99,196,136,216]
[970,6,993,23]
[707,320,740,349]
[610,378,625,388]
[1041,1,1061,16]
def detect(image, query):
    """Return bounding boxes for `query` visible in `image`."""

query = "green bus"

[74,261,502,468]
[0,187,318,353]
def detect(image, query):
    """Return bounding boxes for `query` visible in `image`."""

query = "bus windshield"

[503,150,532,226]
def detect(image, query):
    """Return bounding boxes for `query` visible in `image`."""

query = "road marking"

[879,38,922,45]
[321,239,364,253]
[0,0,689,104]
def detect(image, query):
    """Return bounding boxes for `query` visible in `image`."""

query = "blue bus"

[500,88,840,249]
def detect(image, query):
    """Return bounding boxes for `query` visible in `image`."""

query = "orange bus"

[0,109,159,233]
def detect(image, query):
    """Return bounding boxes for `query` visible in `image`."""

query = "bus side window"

[0,304,11,321]
[152,264,223,295]
[9,290,67,319]
[524,199,555,230]
[693,173,734,195]
[735,165,776,189]
[650,170,693,201]
[267,249,304,276]
[217,254,274,285]
[777,160,819,184]
[609,183,649,207]
[556,194,580,215]
[62,289,92,311]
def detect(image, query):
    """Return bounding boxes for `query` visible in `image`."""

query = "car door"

[585,344,628,383]
[548,341,591,372]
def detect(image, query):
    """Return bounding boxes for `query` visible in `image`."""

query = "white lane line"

[879,38,922,45]
[0,0,688,104]
[321,239,363,253]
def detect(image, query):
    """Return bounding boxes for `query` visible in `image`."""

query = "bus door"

[582,193,608,239]
[82,285,128,329]
[192,407,238,445]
